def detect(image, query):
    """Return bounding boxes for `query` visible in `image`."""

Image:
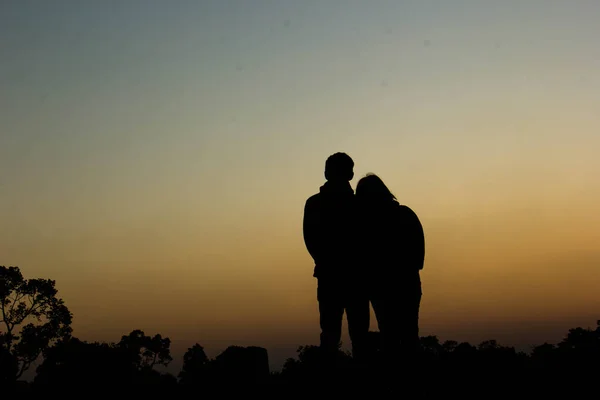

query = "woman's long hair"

[355,173,397,204]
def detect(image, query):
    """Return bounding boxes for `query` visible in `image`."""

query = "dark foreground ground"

[6,325,600,397]
[9,357,598,398]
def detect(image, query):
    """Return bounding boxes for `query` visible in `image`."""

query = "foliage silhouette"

[34,330,176,386]
[178,343,209,385]
[210,345,270,385]
[0,266,72,383]
[118,329,173,370]
[2,267,600,396]
[15,319,600,394]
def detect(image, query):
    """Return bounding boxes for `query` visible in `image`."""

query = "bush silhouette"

[2,267,599,396]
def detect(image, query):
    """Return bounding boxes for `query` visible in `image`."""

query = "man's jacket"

[303,181,356,279]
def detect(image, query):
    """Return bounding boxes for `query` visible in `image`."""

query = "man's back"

[303,181,355,279]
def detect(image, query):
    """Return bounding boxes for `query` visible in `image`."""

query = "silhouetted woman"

[355,174,425,362]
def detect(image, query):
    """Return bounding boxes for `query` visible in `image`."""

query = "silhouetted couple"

[303,152,425,369]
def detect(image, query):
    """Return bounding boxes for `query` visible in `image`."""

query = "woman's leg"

[371,284,400,362]
[398,272,422,356]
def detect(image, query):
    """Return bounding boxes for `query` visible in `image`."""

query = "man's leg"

[317,279,344,355]
[346,292,370,363]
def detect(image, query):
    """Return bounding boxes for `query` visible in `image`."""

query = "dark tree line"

[2,266,599,396]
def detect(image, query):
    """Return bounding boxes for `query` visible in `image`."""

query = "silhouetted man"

[302,153,369,362]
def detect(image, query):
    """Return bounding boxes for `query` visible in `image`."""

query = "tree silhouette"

[35,337,133,385]
[420,335,443,356]
[35,331,175,386]
[4,265,600,395]
[555,325,600,371]
[118,329,172,371]
[280,343,353,387]
[178,343,209,385]
[441,340,458,353]
[211,345,270,384]
[0,266,72,382]
[531,342,557,368]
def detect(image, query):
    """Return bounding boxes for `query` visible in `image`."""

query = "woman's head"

[356,173,397,203]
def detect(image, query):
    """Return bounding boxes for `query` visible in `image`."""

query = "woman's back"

[356,199,401,277]
[355,173,425,353]
[357,200,424,278]
[355,173,425,280]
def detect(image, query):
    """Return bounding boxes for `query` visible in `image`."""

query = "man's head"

[324,152,354,182]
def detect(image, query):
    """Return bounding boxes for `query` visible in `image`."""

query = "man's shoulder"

[305,192,321,205]
[304,192,323,212]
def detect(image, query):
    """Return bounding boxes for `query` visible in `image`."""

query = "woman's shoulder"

[395,204,423,231]
[386,201,404,220]
[395,202,414,213]
[392,202,417,220]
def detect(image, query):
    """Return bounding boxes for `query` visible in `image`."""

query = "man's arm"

[303,198,322,265]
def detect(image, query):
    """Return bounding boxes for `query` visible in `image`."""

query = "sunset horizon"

[2,0,599,379]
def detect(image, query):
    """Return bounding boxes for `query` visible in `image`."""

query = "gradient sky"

[2,0,599,374]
